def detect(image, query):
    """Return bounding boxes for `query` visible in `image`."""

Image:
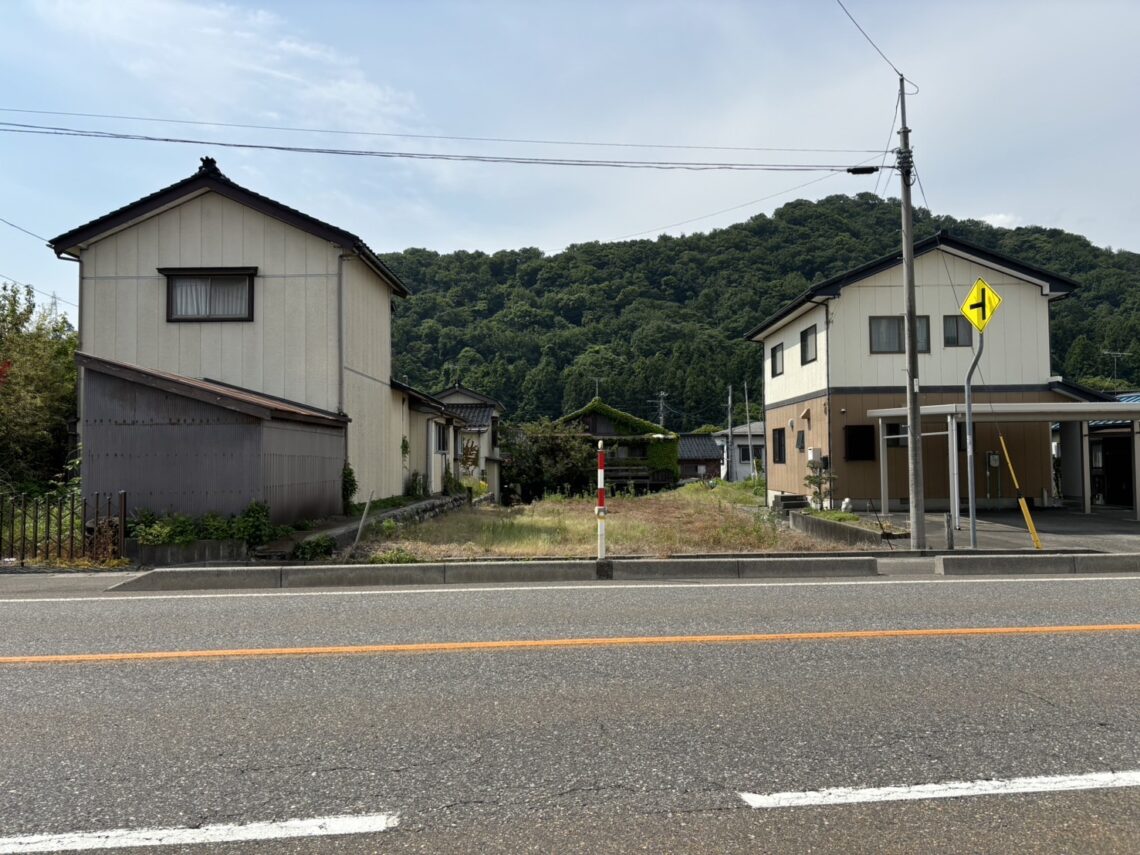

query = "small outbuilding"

[78,353,348,523]
[678,434,723,480]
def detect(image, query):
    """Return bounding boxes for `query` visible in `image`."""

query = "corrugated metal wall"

[83,371,344,522]
[261,421,343,522]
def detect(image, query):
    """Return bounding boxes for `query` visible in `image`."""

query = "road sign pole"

[965,332,984,548]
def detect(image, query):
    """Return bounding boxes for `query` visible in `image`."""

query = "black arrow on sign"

[970,288,987,320]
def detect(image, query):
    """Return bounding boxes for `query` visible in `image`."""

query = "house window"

[944,315,973,347]
[161,267,256,321]
[435,422,449,453]
[869,316,930,354]
[844,425,876,461]
[886,422,908,448]
[771,343,784,377]
[800,325,817,364]
[795,430,805,451]
[771,428,786,464]
[738,444,762,463]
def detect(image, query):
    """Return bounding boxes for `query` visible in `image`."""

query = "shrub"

[370,547,419,564]
[233,501,275,548]
[291,534,337,560]
[341,463,358,515]
[405,471,427,499]
[196,511,234,540]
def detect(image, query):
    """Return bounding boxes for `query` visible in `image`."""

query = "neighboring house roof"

[391,378,468,424]
[77,352,348,428]
[1049,378,1118,403]
[557,397,677,439]
[678,434,722,461]
[745,231,1080,342]
[1090,392,1140,428]
[49,157,410,297]
[435,384,505,412]
[445,403,497,430]
[714,420,766,438]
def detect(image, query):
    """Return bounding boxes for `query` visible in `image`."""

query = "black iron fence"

[0,491,127,565]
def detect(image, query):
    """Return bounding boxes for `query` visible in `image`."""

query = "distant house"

[49,157,427,519]
[435,384,505,501]
[678,434,722,480]
[558,398,679,491]
[745,232,1085,510]
[392,380,467,498]
[713,421,766,482]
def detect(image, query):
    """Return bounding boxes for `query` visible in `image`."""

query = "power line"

[872,91,901,198]
[0,272,77,308]
[834,0,910,83]
[0,215,49,243]
[0,122,874,173]
[0,107,887,155]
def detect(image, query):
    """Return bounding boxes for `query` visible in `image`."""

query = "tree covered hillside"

[382,193,1140,430]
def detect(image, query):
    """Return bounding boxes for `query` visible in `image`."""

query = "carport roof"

[867,402,1140,423]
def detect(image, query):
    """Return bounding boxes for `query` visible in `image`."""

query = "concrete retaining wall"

[124,538,248,567]
[788,512,895,547]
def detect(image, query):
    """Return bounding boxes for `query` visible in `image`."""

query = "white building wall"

[827,249,1053,388]
[763,302,829,404]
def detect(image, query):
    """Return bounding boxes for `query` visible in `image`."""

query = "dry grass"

[361,481,827,561]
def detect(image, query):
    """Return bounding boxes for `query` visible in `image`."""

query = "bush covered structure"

[556,398,679,494]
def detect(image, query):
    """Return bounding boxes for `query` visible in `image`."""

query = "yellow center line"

[2,623,1139,665]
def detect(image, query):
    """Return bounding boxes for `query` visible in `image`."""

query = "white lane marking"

[0,812,399,853]
[1,574,1139,605]
[738,769,1140,809]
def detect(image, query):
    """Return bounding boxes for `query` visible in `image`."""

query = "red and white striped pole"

[595,440,606,560]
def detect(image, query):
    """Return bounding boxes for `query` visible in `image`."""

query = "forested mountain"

[382,193,1140,431]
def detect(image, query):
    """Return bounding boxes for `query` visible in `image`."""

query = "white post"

[596,441,606,559]
[878,417,889,518]
[947,415,960,531]
[1081,421,1092,515]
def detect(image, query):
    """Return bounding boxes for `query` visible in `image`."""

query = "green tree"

[501,418,595,503]
[0,285,78,492]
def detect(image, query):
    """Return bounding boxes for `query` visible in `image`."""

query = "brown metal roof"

[77,352,349,428]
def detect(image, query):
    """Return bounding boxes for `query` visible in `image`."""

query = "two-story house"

[434,384,505,501]
[746,232,1083,511]
[49,157,422,520]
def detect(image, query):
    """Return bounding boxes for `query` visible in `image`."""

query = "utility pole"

[657,391,668,428]
[744,381,755,479]
[726,384,734,481]
[1103,351,1127,380]
[898,74,926,549]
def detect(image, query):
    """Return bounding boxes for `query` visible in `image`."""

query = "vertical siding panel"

[179,197,202,266]
[305,276,329,410]
[178,320,202,376]
[200,323,222,380]
[261,276,285,397]
[220,197,243,267]
[282,278,307,404]
[115,278,139,364]
[200,194,224,265]
[136,277,160,367]
[157,206,180,267]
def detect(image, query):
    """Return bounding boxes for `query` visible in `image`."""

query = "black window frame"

[844,424,876,461]
[943,314,973,347]
[160,267,257,322]
[800,324,817,365]
[771,428,786,464]
[435,422,449,453]
[771,343,784,377]
[738,443,763,463]
[869,315,930,354]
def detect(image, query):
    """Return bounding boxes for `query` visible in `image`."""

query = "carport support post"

[1081,421,1092,515]
[1133,421,1140,522]
[947,415,960,531]
[878,417,888,519]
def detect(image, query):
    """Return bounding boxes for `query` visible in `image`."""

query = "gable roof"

[435,384,505,411]
[77,352,348,427]
[557,397,676,439]
[445,403,497,430]
[390,377,467,423]
[745,231,1080,342]
[678,433,722,461]
[49,157,409,297]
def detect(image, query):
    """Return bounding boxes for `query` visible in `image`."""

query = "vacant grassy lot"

[361,481,825,561]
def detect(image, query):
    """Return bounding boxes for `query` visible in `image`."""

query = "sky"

[3,0,1139,323]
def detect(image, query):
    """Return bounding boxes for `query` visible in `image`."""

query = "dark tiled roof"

[435,384,505,411]
[77,352,348,427]
[678,433,722,461]
[445,403,496,428]
[745,231,1080,341]
[50,157,409,297]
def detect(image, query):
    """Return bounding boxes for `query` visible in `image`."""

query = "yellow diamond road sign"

[961,277,1002,333]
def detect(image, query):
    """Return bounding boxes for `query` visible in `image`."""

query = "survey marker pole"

[596,441,606,560]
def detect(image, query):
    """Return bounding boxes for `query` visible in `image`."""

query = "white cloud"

[981,213,1023,230]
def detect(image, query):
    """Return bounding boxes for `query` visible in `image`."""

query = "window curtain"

[173,277,210,317]
[871,317,901,352]
[210,276,248,317]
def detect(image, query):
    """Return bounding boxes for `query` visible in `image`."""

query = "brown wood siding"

[765,393,830,497]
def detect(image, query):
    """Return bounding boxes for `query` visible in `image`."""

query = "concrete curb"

[611,557,877,580]
[937,553,1140,575]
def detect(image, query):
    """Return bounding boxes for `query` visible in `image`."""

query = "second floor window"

[870,315,930,354]
[800,324,817,364]
[944,315,973,347]
[771,343,784,377]
[161,267,256,322]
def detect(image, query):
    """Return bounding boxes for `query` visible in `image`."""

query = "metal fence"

[0,491,127,565]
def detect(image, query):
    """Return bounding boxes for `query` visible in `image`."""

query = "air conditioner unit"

[807,447,823,462]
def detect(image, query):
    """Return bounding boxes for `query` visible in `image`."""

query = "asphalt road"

[1,575,1138,853]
